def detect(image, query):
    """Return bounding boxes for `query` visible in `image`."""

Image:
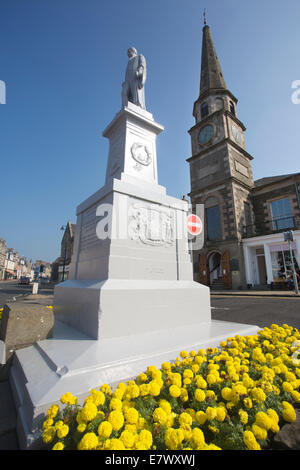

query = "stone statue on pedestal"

[122,47,146,109]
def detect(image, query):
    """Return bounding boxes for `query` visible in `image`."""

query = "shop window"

[270,198,294,230]
[270,245,299,282]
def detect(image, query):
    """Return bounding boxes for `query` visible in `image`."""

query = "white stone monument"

[10,48,258,449]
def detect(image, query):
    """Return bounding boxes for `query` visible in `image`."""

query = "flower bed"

[41,323,300,450]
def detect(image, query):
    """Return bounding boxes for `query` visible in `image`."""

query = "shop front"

[243,231,300,288]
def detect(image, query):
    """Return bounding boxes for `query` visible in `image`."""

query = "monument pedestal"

[9,102,258,449]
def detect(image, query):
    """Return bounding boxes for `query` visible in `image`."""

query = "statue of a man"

[122,47,146,110]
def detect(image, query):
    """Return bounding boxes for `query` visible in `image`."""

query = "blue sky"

[0,0,299,262]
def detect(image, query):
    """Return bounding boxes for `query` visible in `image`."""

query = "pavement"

[0,288,299,450]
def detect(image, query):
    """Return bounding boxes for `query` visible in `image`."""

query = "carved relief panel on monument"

[128,200,175,247]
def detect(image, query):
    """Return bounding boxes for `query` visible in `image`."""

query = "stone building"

[51,221,76,282]
[0,238,6,280]
[188,23,300,290]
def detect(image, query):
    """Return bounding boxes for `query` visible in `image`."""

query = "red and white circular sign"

[187,214,202,236]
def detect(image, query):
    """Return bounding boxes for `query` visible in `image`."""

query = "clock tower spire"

[187,23,255,290]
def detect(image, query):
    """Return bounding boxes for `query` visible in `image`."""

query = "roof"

[199,25,226,98]
[253,172,300,189]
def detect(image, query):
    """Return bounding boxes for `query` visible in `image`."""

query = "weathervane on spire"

[203,8,207,26]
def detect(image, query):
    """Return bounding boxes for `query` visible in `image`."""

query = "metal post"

[289,239,299,295]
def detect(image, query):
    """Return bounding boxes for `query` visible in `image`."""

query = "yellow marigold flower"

[42,426,56,444]
[91,389,105,406]
[291,390,300,403]
[192,427,205,449]
[242,374,254,388]
[54,420,64,430]
[206,390,216,400]
[77,423,86,433]
[78,432,99,450]
[238,409,248,425]
[194,389,206,402]
[252,424,267,441]
[139,383,150,397]
[221,387,232,401]
[282,402,296,423]
[196,376,207,389]
[180,388,189,402]
[108,438,126,450]
[81,402,98,422]
[255,412,272,431]
[183,369,194,379]
[161,362,172,371]
[179,412,193,427]
[109,398,123,411]
[170,372,182,387]
[100,384,111,395]
[207,443,222,450]
[243,430,261,450]
[148,381,161,397]
[56,423,69,439]
[98,421,112,438]
[124,408,139,425]
[137,372,148,384]
[282,381,294,393]
[108,410,125,431]
[164,428,184,450]
[206,373,218,385]
[159,399,172,415]
[120,430,135,448]
[251,387,266,403]
[135,430,153,450]
[52,442,64,450]
[232,383,247,396]
[126,383,140,399]
[60,392,77,406]
[47,404,59,419]
[42,418,53,430]
[243,398,253,409]
[215,407,226,423]
[180,350,188,359]
[169,384,181,398]
[153,407,168,425]
[205,407,217,421]
[196,411,207,425]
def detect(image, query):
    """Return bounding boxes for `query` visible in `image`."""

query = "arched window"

[205,197,222,240]
[229,101,235,116]
[201,102,209,119]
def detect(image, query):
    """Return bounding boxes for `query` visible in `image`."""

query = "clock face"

[232,125,242,144]
[198,124,214,145]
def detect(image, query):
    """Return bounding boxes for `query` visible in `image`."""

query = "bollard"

[32,282,38,295]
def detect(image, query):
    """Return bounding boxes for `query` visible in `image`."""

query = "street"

[0,280,32,308]
[211,294,300,331]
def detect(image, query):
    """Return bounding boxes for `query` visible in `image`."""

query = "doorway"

[257,254,267,285]
[208,252,222,285]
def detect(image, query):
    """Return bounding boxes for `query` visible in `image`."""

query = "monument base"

[10,317,258,449]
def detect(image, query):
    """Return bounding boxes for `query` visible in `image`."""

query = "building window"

[270,198,294,230]
[206,205,222,240]
[201,102,209,119]
[229,101,235,116]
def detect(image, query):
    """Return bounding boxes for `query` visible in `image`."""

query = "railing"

[242,215,300,238]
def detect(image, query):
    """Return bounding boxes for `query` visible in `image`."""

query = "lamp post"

[60,225,67,282]
[284,231,299,295]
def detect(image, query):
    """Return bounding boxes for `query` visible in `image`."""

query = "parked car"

[19,276,30,285]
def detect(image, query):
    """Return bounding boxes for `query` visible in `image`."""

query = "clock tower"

[187,22,255,289]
